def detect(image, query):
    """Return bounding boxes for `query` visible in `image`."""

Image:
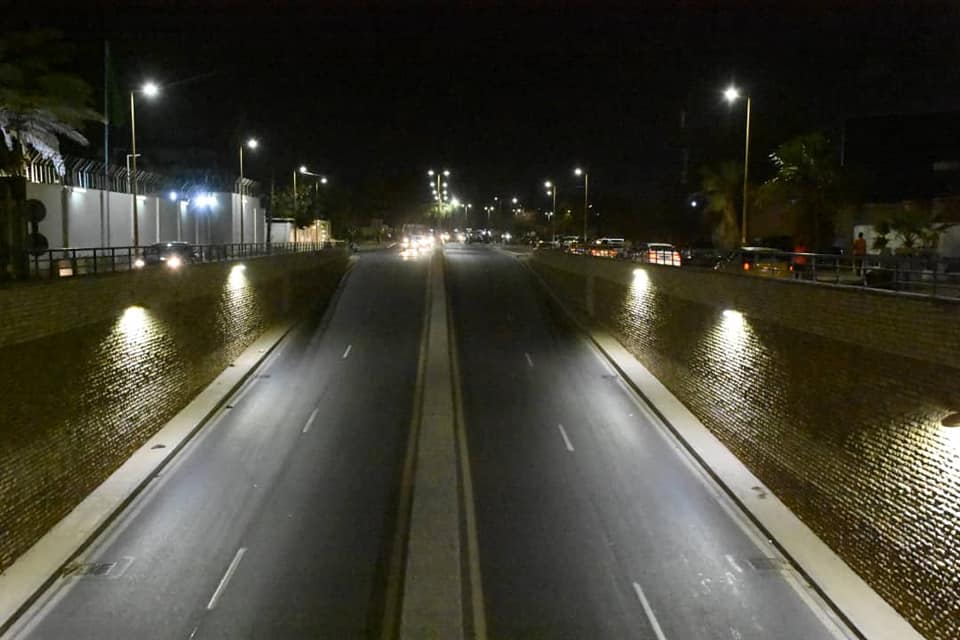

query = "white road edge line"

[524,352,534,367]
[342,344,352,359]
[557,424,575,452]
[302,407,320,434]
[632,581,668,640]
[206,547,247,610]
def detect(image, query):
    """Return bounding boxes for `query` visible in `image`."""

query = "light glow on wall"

[227,264,248,291]
[118,305,150,341]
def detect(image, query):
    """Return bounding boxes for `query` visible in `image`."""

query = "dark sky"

[8,1,960,223]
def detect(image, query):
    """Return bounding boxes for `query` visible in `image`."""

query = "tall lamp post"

[724,85,752,245]
[129,81,159,248]
[296,165,329,243]
[544,180,557,243]
[427,169,450,220]
[238,138,258,244]
[574,167,589,243]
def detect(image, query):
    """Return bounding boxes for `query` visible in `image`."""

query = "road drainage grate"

[747,557,786,571]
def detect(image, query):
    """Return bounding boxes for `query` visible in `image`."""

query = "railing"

[1,242,336,282]
[553,245,960,301]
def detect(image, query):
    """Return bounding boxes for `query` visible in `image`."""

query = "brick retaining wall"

[0,251,347,574]
[531,250,960,640]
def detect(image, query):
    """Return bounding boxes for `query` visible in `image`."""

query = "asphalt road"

[445,243,854,640]
[9,249,427,639]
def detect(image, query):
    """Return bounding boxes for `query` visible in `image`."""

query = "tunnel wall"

[530,250,960,640]
[0,250,347,574]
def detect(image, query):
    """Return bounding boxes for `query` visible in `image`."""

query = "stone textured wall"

[531,250,960,640]
[0,251,346,573]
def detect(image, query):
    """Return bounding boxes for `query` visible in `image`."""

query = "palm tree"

[0,29,101,175]
[700,161,743,250]
[760,132,847,247]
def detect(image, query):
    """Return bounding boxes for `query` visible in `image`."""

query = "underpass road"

[445,244,854,640]
[8,249,428,640]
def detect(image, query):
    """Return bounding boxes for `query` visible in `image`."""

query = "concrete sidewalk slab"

[0,321,295,632]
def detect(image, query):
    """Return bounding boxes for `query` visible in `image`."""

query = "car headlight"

[133,257,145,269]
[166,255,183,269]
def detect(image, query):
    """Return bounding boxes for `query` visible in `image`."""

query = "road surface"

[6,244,856,639]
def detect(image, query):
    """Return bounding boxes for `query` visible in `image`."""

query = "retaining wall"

[531,250,960,640]
[0,250,347,573]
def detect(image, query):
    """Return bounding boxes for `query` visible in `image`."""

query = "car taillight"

[743,262,751,271]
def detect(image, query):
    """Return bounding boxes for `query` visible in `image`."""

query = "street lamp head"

[299,165,308,174]
[428,169,435,176]
[546,190,552,196]
[574,167,584,176]
[724,86,741,103]
[512,197,518,204]
[443,170,450,177]
[141,81,160,97]
[246,138,259,150]
[544,180,552,188]
[321,177,328,184]
[450,197,460,207]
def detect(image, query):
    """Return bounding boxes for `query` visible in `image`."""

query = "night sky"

[8,1,960,231]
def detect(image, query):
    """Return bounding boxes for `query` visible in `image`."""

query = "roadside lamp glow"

[142,81,159,97]
[168,191,178,201]
[428,169,435,176]
[299,165,308,174]
[724,86,741,103]
[443,170,450,177]
[574,167,583,176]
[942,412,960,427]
[246,138,258,149]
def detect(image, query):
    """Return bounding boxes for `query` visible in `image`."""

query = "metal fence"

[557,246,960,301]
[2,242,338,282]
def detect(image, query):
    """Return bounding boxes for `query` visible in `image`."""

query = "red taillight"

[743,262,751,271]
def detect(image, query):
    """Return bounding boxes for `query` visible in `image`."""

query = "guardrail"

[1,242,339,282]
[552,245,960,301]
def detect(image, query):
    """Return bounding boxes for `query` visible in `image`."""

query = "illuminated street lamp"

[574,167,589,242]
[129,81,159,247]
[724,84,752,245]
[544,180,557,243]
[238,137,258,244]
[428,168,450,218]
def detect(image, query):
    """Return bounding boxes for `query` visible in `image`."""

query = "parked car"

[681,241,723,268]
[633,242,682,267]
[715,246,793,278]
[589,237,627,258]
[137,241,198,269]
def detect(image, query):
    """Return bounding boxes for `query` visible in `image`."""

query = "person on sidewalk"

[853,232,867,276]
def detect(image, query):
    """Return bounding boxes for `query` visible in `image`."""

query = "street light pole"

[574,168,589,243]
[129,91,139,248]
[741,96,752,245]
[129,82,158,248]
[545,180,557,243]
[239,140,259,244]
[724,85,752,245]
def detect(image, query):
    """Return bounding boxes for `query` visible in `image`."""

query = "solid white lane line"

[207,547,247,610]
[557,424,575,452]
[524,352,534,367]
[342,344,352,359]
[632,581,668,640]
[302,407,320,434]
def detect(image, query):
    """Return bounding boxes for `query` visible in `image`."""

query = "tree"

[700,161,743,250]
[874,200,956,255]
[760,131,849,247]
[0,30,101,175]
